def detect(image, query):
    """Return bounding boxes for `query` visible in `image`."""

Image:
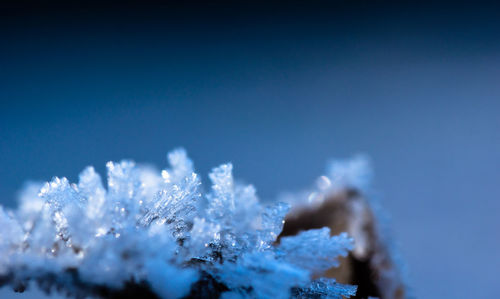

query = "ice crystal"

[293,278,358,299]
[0,149,357,298]
[280,155,373,210]
[277,228,353,274]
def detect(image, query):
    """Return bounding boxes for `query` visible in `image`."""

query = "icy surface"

[0,149,357,298]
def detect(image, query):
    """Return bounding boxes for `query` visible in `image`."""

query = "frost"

[0,149,358,298]
[277,228,353,274]
[279,155,373,210]
[219,251,309,299]
[293,278,358,299]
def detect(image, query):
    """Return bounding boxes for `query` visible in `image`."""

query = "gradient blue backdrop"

[1,1,499,298]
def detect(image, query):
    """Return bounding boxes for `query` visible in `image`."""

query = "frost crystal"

[293,278,358,299]
[0,149,358,298]
[277,228,353,274]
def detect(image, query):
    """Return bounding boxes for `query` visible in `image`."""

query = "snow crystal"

[0,149,358,298]
[277,228,353,274]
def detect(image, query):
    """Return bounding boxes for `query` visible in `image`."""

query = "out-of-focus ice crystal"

[0,149,358,298]
[277,228,353,274]
[326,155,373,193]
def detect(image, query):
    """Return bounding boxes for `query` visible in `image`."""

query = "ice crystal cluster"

[0,149,357,299]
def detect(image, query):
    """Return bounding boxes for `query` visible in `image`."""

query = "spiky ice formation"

[0,149,356,299]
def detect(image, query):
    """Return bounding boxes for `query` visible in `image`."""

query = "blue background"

[1,1,499,298]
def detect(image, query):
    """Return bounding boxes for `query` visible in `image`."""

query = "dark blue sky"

[1,1,499,298]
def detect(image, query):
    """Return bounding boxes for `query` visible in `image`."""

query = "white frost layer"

[0,149,356,299]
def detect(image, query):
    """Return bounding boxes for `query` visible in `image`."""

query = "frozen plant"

[0,149,357,299]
